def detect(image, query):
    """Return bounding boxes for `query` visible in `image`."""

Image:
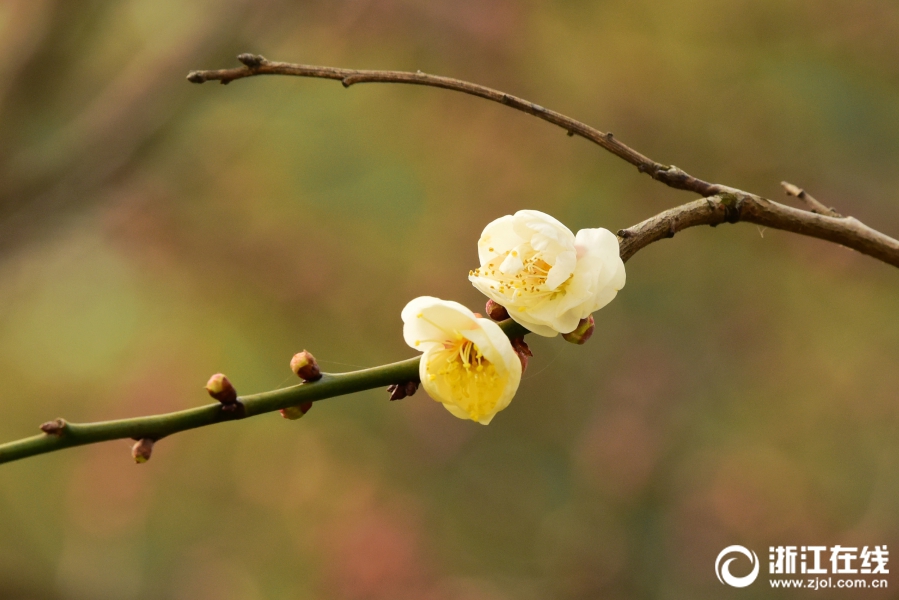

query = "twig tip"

[237,53,266,68]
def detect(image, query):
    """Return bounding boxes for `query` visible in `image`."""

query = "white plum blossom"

[468,210,625,337]
[402,297,522,425]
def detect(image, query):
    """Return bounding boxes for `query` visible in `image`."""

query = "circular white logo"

[715,545,760,588]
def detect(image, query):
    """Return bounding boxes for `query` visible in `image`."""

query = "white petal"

[477,215,521,265]
[499,251,524,274]
[608,257,626,290]
[556,314,582,334]
[442,402,474,420]
[468,320,521,418]
[522,298,582,334]
[574,227,620,260]
[590,285,620,313]
[544,250,576,290]
[508,311,559,337]
[513,210,574,243]
[462,318,520,377]
[402,297,476,352]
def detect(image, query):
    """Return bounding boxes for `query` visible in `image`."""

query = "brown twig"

[618,193,899,267]
[187,54,726,197]
[188,55,899,270]
[781,181,842,217]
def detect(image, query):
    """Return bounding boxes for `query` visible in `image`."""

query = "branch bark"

[781,181,842,217]
[2,55,898,466]
[187,54,726,196]
[618,192,899,267]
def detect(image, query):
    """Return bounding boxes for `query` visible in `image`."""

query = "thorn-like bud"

[485,299,510,321]
[131,438,154,463]
[290,350,322,382]
[206,373,238,404]
[40,418,67,436]
[280,401,313,420]
[511,337,532,372]
[186,71,205,83]
[237,53,265,68]
[387,381,419,401]
[562,315,595,345]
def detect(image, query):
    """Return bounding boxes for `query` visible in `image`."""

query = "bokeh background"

[1,1,898,598]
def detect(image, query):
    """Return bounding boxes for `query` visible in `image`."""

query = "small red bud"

[132,438,155,463]
[485,299,510,321]
[511,337,532,372]
[562,315,595,345]
[206,373,238,404]
[290,350,322,381]
[280,401,313,420]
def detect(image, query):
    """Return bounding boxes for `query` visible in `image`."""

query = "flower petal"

[402,296,476,352]
[544,249,576,290]
[499,250,525,275]
[477,215,521,265]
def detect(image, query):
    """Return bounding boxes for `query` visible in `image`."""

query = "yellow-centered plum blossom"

[402,297,522,425]
[469,210,626,337]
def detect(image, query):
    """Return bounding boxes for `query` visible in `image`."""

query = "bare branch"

[0,320,529,465]
[187,55,899,269]
[781,181,842,217]
[186,54,726,197]
[618,193,899,267]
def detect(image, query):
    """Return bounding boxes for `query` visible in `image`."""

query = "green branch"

[0,320,529,466]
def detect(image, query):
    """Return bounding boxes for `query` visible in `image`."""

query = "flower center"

[470,250,568,302]
[427,336,504,421]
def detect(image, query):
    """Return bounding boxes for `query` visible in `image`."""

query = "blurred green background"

[1,1,898,598]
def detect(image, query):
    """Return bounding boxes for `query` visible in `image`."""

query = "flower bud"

[40,418,67,436]
[290,350,322,381]
[237,53,266,68]
[561,315,595,345]
[485,299,510,321]
[131,438,154,463]
[280,401,313,420]
[206,373,238,404]
[511,337,532,372]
